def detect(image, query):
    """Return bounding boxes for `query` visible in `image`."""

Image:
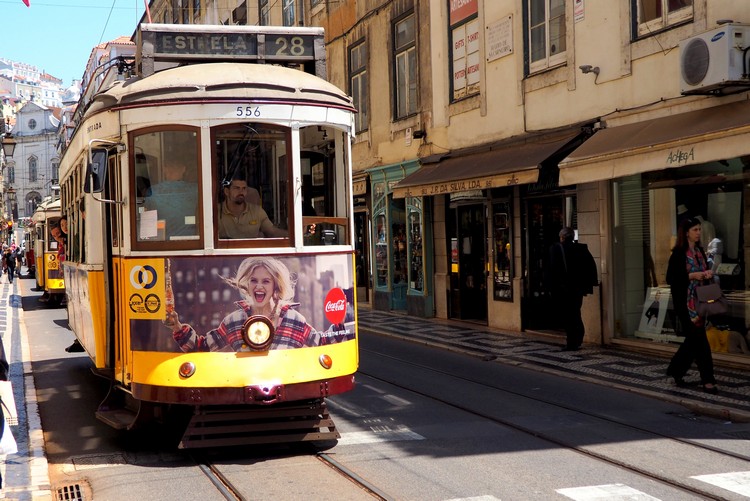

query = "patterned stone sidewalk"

[357,307,750,421]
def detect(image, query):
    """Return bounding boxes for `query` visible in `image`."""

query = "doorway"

[448,203,487,322]
[522,194,576,332]
[354,209,369,302]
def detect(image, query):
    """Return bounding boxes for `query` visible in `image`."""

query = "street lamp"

[0,135,16,158]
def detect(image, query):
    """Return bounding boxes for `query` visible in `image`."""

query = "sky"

[1,0,146,86]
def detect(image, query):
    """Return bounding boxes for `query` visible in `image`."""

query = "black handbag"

[695,282,729,318]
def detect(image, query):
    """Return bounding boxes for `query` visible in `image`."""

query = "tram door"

[522,194,575,331]
[448,203,487,322]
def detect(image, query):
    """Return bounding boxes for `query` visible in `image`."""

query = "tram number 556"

[236,106,261,117]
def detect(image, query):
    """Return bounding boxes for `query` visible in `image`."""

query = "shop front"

[367,160,433,315]
[393,128,586,329]
[560,99,750,363]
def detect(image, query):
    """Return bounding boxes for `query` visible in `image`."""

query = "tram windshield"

[215,124,290,241]
[130,121,350,250]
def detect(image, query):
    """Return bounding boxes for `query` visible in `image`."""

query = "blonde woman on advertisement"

[166,256,347,351]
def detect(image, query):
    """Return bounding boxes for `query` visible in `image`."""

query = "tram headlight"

[179,362,196,378]
[242,315,275,351]
[319,354,333,369]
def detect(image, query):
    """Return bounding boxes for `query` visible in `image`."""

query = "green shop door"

[391,197,407,310]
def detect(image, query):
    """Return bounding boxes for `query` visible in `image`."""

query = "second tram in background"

[30,197,65,305]
[57,23,359,448]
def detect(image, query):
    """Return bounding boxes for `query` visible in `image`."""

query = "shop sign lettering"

[666,147,695,165]
[422,178,492,195]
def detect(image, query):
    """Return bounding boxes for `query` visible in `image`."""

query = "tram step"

[96,407,138,430]
[179,400,340,449]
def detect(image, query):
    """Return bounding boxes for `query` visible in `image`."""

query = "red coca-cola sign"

[324,288,347,325]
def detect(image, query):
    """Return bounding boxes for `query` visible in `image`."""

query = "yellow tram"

[30,197,65,304]
[57,24,359,448]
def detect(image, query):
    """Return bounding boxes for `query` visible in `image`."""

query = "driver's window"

[214,124,289,242]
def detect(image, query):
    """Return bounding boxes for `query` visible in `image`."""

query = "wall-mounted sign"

[486,15,513,62]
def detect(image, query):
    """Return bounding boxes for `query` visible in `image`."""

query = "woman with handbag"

[666,217,718,394]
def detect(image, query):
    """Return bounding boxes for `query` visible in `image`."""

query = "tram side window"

[133,129,201,245]
[214,124,289,241]
[300,125,349,246]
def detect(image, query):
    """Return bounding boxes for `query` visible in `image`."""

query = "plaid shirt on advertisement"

[173,302,322,352]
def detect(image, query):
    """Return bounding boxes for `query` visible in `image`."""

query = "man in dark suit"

[547,227,598,351]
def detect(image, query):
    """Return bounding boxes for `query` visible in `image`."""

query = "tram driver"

[218,178,287,239]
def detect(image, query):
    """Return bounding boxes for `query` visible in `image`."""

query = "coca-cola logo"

[324,288,347,325]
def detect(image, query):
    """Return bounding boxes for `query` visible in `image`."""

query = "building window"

[282,0,295,26]
[259,0,269,26]
[7,165,14,184]
[193,0,200,17]
[449,0,479,102]
[233,0,247,25]
[349,41,368,133]
[28,118,36,130]
[394,13,417,120]
[528,0,566,72]
[637,0,693,36]
[29,156,37,182]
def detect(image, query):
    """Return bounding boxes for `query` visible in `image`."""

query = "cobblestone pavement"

[357,306,750,422]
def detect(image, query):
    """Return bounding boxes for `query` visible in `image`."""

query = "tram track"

[190,449,394,500]
[317,453,394,500]
[195,459,247,501]
[360,347,750,500]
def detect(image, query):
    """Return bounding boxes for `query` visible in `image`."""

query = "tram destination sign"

[136,24,325,77]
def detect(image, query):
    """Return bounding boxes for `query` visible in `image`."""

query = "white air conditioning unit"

[679,23,750,95]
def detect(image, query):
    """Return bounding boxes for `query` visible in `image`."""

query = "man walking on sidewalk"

[546,227,598,351]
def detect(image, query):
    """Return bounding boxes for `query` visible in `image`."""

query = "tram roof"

[32,198,61,222]
[87,62,355,114]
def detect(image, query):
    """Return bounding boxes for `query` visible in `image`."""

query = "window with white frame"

[528,0,566,72]
[259,0,269,26]
[349,41,368,133]
[283,0,295,26]
[394,13,417,120]
[637,0,693,36]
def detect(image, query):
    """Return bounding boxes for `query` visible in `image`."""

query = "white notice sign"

[486,15,513,62]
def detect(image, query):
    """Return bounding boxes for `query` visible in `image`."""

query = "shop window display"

[493,201,512,301]
[612,157,750,356]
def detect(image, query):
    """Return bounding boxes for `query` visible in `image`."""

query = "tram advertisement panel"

[127,254,355,353]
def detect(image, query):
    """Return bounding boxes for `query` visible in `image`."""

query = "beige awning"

[559,100,750,186]
[392,131,579,198]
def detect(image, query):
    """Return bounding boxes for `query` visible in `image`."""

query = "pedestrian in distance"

[14,245,22,277]
[2,246,16,284]
[666,217,718,394]
[546,227,599,351]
